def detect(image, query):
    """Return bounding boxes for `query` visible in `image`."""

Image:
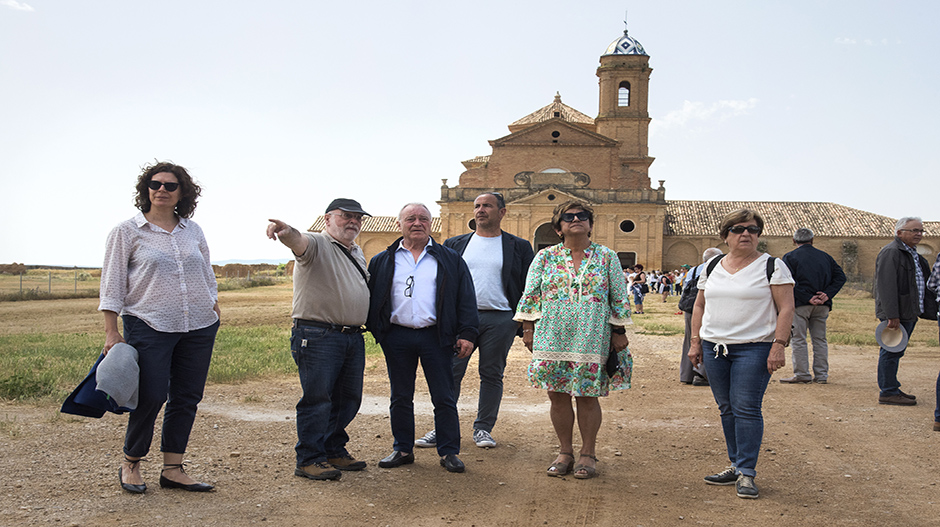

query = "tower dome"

[603,28,647,56]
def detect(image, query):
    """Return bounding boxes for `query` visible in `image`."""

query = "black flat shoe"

[440,454,465,473]
[378,451,415,468]
[119,467,146,494]
[119,457,146,494]
[159,463,214,492]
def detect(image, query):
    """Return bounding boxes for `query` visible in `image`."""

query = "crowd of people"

[83,161,940,501]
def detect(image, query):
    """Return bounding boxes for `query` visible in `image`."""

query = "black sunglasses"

[148,180,179,192]
[404,275,414,298]
[560,211,591,223]
[729,225,761,235]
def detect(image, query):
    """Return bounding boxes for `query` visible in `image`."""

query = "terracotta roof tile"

[665,201,899,237]
[510,93,594,127]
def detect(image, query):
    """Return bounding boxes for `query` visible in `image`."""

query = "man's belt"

[293,319,366,334]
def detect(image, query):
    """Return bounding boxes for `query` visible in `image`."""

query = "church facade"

[312,26,936,281]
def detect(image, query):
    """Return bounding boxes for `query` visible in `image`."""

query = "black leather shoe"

[119,467,146,494]
[440,454,465,473]
[159,474,214,492]
[159,463,214,492]
[378,451,415,468]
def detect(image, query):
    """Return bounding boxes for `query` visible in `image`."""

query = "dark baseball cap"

[325,198,370,216]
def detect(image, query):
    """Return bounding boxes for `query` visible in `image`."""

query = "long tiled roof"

[665,201,901,237]
[309,216,442,233]
[510,93,595,127]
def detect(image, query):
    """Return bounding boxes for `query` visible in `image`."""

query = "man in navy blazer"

[415,192,534,449]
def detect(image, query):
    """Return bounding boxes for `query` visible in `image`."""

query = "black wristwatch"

[611,326,626,335]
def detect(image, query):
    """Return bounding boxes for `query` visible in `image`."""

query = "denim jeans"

[290,325,365,467]
[121,315,219,458]
[790,305,830,381]
[452,310,518,433]
[702,340,772,478]
[382,324,460,456]
[877,319,917,396]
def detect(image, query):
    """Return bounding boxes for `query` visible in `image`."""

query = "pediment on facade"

[491,119,617,147]
[507,187,595,206]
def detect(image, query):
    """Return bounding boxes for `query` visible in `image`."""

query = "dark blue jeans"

[290,325,365,467]
[877,319,917,396]
[452,310,518,433]
[121,315,219,458]
[381,324,460,456]
[702,340,772,478]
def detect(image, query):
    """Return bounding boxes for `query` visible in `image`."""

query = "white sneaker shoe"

[415,429,437,448]
[473,429,496,448]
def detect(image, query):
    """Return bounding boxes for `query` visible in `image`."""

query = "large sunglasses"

[560,211,591,223]
[148,180,179,192]
[729,225,761,235]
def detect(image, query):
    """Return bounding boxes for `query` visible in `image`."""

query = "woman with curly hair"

[515,200,632,480]
[100,161,220,494]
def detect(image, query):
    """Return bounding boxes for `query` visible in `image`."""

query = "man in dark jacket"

[779,228,846,385]
[874,217,930,406]
[414,192,534,450]
[367,203,479,473]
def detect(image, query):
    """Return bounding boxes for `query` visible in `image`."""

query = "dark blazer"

[443,230,535,315]
[875,237,931,321]
[367,237,479,347]
[782,244,846,308]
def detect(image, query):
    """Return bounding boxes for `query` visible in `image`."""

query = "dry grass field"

[2,284,940,526]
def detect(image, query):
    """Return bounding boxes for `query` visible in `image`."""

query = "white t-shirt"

[699,253,794,344]
[462,234,510,311]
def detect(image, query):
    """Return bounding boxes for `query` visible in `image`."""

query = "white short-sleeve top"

[698,252,794,345]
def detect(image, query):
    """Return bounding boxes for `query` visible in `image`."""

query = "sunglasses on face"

[148,180,179,192]
[729,225,761,235]
[560,211,591,223]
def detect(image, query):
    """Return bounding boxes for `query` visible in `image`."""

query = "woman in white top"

[100,162,220,494]
[689,209,794,500]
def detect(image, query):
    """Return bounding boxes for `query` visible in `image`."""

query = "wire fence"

[0,270,101,295]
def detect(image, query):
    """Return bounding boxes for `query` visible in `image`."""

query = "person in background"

[516,200,632,480]
[100,162,220,494]
[779,228,846,385]
[679,248,723,386]
[632,264,647,314]
[689,209,795,499]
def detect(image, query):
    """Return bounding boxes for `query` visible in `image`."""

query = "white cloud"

[1,0,34,11]
[653,98,759,133]
[835,37,857,45]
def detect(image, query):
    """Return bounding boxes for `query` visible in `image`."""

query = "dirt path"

[3,331,940,526]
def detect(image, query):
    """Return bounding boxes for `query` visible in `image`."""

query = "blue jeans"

[121,315,219,458]
[290,325,365,467]
[452,310,518,433]
[381,324,460,456]
[702,340,772,478]
[877,319,917,396]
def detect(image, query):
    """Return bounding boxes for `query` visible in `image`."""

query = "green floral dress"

[514,242,633,396]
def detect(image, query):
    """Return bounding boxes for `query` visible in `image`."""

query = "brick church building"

[312,24,936,281]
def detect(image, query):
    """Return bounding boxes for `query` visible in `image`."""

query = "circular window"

[551,131,560,138]
[619,220,636,233]
[547,194,556,201]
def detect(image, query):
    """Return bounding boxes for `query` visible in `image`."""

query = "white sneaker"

[415,429,437,448]
[473,429,496,448]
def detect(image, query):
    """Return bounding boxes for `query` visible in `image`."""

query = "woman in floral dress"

[515,200,632,479]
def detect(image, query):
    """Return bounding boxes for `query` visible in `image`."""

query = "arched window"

[618,81,630,107]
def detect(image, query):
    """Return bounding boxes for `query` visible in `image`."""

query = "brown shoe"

[899,391,916,400]
[933,422,940,432]
[327,454,366,471]
[779,376,812,384]
[878,394,917,406]
[295,462,342,481]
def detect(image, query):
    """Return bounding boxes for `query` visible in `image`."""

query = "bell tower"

[595,23,654,189]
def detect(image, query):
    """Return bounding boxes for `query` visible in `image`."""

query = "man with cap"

[266,198,371,481]
[414,192,534,449]
[367,202,479,473]
[779,228,846,384]
[873,217,931,406]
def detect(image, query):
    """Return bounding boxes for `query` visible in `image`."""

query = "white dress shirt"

[390,238,438,329]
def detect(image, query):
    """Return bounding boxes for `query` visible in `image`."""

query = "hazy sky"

[2,1,937,267]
